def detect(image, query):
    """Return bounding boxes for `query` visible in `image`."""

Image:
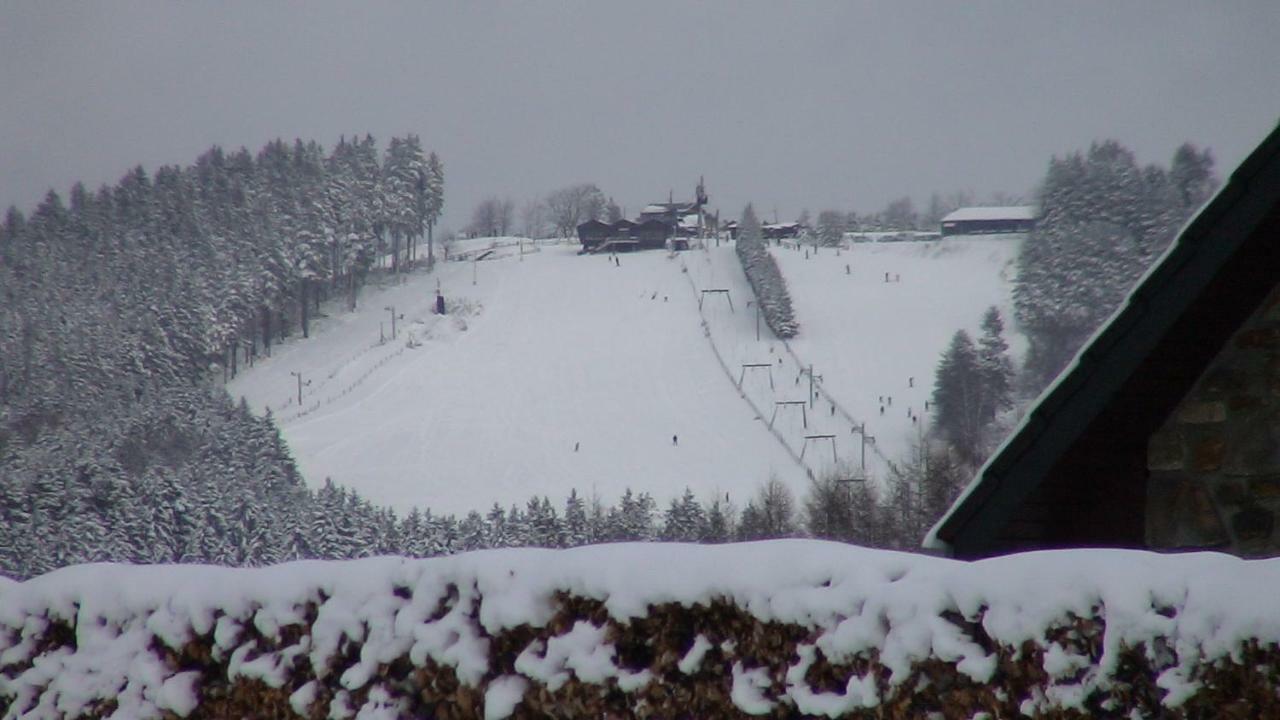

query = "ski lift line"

[683,247,842,475]
[678,260,814,477]
[698,288,734,312]
[777,336,892,466]
[800,434,839,464]
[738,363,775,390]
[769,400,808,429]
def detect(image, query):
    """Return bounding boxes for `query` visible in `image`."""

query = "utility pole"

[384,305,397,340]
[852,422,875,474]
[473,258,478,285]
[755,303,761,341]
[808,364,814,409]
[801,364,822,409]
[290,371,310,407]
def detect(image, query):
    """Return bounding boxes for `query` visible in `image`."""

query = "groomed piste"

[3,543,1279,718]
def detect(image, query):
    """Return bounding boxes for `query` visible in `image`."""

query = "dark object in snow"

[672,434,678,446]
[436,291,446,315]
[574,442,579,452]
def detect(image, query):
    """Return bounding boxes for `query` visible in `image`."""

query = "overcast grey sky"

[3,2,1278,230]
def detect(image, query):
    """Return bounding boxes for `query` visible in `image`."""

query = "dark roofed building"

[928,122,1280,560]
[576,219,614,252]
[762,222,803,240]
[940,206,1037,237]
[578,179,709,253]
[576,218,674,253]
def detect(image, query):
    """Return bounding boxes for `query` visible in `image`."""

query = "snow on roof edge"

[940,206,1037,223]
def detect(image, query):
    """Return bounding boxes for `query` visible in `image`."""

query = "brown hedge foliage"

[5,589,1280,719]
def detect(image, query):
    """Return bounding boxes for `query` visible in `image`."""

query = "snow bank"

[3,543,1278,718]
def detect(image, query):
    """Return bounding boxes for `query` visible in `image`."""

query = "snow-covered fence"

[281,344,409,423]
[3,544,1279,719]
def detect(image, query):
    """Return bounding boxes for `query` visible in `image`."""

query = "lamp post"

[384,305,396,340]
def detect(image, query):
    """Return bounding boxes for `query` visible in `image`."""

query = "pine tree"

[424,152,444,267]
[976,306,1014,424]
[563,489,589,547]
[704,496,732,543]
[661,488,707,542]
[1170,143,1217,212]
[815,210,847,247]
[932,330,984,461]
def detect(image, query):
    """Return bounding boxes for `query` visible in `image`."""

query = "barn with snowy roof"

[928,121,1280,560]
[939,206,1036,236]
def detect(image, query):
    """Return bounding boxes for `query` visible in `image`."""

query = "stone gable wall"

[1147,284,1280,555]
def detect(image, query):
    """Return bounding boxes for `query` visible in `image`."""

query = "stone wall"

[1147,284,1280,555]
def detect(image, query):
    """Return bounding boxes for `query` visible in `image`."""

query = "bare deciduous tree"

[545,183,606,238]
[469,196,514,237]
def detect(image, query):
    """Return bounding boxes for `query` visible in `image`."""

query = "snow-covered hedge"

[735,237,798,338]
[3,543,1280,719]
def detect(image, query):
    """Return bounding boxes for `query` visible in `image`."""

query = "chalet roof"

[927,121,1280,558]
[940,206,1037,223]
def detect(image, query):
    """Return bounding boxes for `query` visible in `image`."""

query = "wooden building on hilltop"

[939,206,1036,237]
[578,179,709,253]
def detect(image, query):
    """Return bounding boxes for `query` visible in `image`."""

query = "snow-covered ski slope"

[229,241,807,516]
[228,235,1020,517]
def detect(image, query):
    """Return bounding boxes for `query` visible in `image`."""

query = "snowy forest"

[926,141,1218,466]
[0,135,447,579]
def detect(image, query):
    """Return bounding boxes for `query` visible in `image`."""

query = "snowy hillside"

[771,237,1024,469]
[228,235,1020,517]
[228,241,808,516]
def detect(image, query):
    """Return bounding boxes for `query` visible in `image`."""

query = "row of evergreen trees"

[1,435,959,580]
[735,203,798,338]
